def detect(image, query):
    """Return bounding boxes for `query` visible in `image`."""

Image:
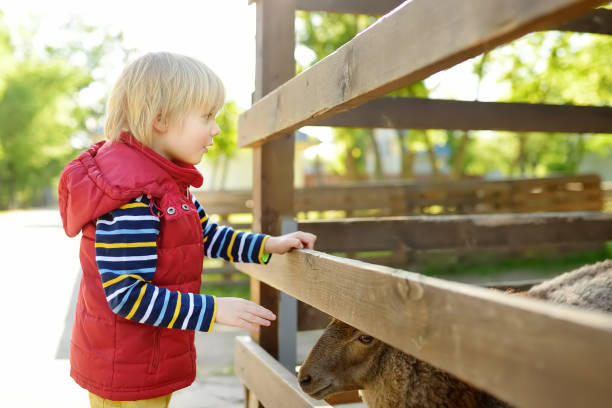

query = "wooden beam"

[193,174,603,216]
[235,336,332,408]
[236,251,612,408]
[238,0,607,148]
[297,212,612,252]
[295,0,403,15]
[250,0,296,362]
[294,0,611,36]
[555,7,612,34]
[312,97,612,133]
[297,279,545,332]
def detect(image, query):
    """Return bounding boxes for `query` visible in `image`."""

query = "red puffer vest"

[58,133,205,400]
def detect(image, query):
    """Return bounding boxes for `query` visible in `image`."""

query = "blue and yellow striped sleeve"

[95,195,217,332]
[192,195,271,264]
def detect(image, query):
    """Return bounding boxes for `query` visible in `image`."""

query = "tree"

[461,31,612,178]
[448,52,489,179]
[296,11,435,181]
[296,11,376,181]
[0,60,89,208]
[205,101,240,190]
[297,10,612,181]
[0,14,128,209]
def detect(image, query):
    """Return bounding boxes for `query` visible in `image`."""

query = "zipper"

[149,329,161,374]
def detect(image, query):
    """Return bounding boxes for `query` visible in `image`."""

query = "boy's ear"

[153,112,168,133]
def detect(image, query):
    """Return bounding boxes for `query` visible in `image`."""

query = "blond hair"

[104,52,225,146]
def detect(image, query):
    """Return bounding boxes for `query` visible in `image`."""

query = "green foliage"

[498,32,612,105]
[296,12,375,178]
[296,11,430,180]
[461,32,612,178]
[201,281,249,300]
[296,10,612,180]
[295,11,376,72]
[0,12,12,77]
[207,101,240,161]
[204,101,243,190]
[0,59,89,207]
[0,14,127,209]
[422,245,612,279]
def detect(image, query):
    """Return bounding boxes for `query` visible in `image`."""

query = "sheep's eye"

[358,335,374,344]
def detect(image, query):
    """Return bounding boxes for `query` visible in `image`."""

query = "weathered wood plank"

[312,97,612,133]
[193,174,603,216]
[555,7,612,34]
[250,0,296,364]
[295,0,403,15]
[235,336,332,408]
[297,212,612,252]
[236,251,612,408]
[297,279,546,332]
[238,0,607,147]
[295,0,610,36]
[294,0,611,37]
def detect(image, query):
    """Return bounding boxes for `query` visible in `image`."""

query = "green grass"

[422,243,612,279]
[201,283,250,299]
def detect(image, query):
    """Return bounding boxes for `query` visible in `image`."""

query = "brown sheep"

[298,259,612,408]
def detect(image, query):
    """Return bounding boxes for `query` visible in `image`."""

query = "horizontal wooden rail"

[193,174,603,216]
[313,97,612,133]
[295,3,612,36]
[235,336,332,408]
[556,7,612,34]
[295,0,403,15]
[238,0,606,147]
[236,251,612,408]
[294,0,611,36]
[297,212,612,252]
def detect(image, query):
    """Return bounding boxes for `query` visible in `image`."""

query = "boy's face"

[154,109,221,165]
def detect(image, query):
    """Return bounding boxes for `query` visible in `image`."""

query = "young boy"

[58,52,316,407]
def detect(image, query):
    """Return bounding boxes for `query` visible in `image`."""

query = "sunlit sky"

[0,0,501,157]
[1,0,258,107]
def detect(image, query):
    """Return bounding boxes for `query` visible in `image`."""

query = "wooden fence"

[197,175,605,287]
[232,1,612,407]
[195,174,603,219]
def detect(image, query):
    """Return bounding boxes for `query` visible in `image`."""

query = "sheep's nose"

[299,374,312,387]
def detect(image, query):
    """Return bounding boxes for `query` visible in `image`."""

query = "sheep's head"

[298,319,386,400]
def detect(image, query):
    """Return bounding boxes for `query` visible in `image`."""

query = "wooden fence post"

[248,2,296,407]
[278,217,298,373]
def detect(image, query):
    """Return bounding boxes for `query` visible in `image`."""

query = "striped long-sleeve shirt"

[94,194,270,332]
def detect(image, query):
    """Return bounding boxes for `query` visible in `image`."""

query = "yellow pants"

[89,392,172,408]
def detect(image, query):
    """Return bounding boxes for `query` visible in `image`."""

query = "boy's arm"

[95,196,217,332]
[191,195,271,264]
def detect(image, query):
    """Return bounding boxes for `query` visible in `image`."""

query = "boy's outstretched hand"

[215,297,276,333]
[264,231,317,254]
[213,232,316,333]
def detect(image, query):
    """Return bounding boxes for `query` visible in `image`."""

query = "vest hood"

[58,133,203,237]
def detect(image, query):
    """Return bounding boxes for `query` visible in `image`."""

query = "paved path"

[1,209,323,407]
[2,209,88,407]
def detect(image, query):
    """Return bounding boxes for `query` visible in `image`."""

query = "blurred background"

[1,1,610,210]
[0,1,610,407]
